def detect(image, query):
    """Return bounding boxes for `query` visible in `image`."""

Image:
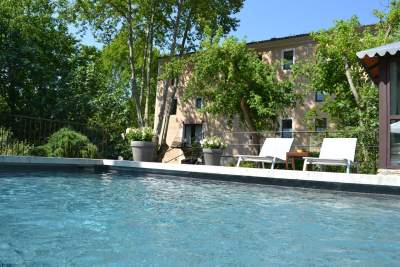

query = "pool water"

[0,169,400,266]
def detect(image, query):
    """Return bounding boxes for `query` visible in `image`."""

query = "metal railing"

[202,130,379,171]
[217,130,377,151]
[0,114,110,158]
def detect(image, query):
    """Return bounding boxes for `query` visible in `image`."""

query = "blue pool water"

[0,169,400,266]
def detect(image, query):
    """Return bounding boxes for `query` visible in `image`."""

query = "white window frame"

[182,123,203,146]
[280,118,293,138]
[281,48,295,71]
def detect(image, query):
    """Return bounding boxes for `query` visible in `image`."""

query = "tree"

[155,0,244,149]
[55,46,106,123]
[292,1,400,173]
[0,0,77,117]
[171,34,298,148]
[67,0,169,128]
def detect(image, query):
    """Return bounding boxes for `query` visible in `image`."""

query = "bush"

[0,127,32,156]
[33,128,97,158]
[31,145,51,157]
[227,160,257,168]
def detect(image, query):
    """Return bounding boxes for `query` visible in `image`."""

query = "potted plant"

[200,136,226,166]
[122,127,155,162]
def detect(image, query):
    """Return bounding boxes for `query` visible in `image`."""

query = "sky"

[232,0,388,42]
[78,0,390,48]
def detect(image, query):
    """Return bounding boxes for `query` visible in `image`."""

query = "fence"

[220,130,371,151]
[211,130,379,170]
[0,114,110,158]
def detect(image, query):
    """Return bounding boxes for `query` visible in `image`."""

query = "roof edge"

[246,33,311,46]
[357,41,400,59]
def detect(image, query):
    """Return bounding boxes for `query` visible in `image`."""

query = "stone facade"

[154,33,332,164]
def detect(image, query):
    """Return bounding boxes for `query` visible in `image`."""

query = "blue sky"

[232,0,387,42]
[78,0,389,47]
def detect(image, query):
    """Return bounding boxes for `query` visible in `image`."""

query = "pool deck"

[1,155,400,194]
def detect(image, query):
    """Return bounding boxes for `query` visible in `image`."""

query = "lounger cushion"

[318,138,357,162]
[303,157,350,166]
[259,138,294,161]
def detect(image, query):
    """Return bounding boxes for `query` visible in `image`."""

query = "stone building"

[154,33,330,164]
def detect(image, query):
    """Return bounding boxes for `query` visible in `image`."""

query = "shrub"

[31,145,51,157]
[122,127,154,142]
[33,128,97,158]
[0,127,32,156]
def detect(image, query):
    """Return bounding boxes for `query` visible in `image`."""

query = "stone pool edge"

[1,155,400,195]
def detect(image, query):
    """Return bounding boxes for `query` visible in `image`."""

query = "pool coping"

[1,155,400,195]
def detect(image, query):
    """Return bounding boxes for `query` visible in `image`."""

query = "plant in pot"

[122,127,155,162]
[200,136,226,166]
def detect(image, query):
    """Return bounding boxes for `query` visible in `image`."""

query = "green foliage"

[292,3,400,173]
[0,0,77,118]
[0,128,31,156]
[227,160,257,168]
[179,33,299,131]
[0,96,9,113]
[239,161,258,168]
[33,128,98,158]
[57,46,107,123]
[123,127,154,142]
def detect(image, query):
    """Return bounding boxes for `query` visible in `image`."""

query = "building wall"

[154,34,331,164]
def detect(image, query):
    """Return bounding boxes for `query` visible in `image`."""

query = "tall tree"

[168,34,298,148]
[0,0,76,117]
[67,0,167,127]
[292,1,400,173]
[155,0,244,148]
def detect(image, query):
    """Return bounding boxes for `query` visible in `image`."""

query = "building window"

[170,98,177,115]
[195,97,203,109]
[315,91,325,102]
[282,49,295,70]
[281,119,293,138]
[315,118,327,132]
[183,124,203,146]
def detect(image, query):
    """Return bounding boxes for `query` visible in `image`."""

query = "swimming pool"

[1,168,400,266]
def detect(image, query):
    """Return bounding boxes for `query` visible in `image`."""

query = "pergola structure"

[357,41,400,170]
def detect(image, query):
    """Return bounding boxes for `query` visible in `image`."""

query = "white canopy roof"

[357,41,400,59]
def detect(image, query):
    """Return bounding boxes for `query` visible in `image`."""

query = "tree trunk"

[160,8,192,145]
[127,0,144,128]
[240,98,260,154]
[140,25,149,105]
[344,58,360,106]
[154,0,184,139]
[144,9,155,127]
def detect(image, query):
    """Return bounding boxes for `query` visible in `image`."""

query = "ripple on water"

[0,169,400,266]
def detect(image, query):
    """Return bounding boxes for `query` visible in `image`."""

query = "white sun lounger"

[302,138,357,174]
[236,138,294,169]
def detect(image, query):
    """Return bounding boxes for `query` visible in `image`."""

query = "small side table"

[285,151,310,170]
